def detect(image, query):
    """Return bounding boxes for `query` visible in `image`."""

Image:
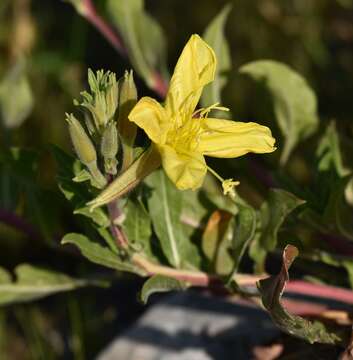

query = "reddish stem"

[0,209,42,242]
[320,232,353,257]
[286,280,353,305]
[79,0,169,98]
[107,202,128,248]
[152,71,168,98]
[82,0,126,55]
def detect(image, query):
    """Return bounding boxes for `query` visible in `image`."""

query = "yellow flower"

[129,34,276,191]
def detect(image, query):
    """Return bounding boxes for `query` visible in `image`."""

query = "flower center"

[167,103,230,154]
[168,115,201,152]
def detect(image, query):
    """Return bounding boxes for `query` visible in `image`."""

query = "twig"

[0,209,42,242]
[286,280,353,305]
[81,0,125,55]
[76,0,168,98]
[132,253,353,305]
[107,200,128,249]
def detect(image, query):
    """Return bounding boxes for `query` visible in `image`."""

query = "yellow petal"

[128,97,169,144]
[165,34,216,116]
[198,118,276,158]
[157,144,207,190]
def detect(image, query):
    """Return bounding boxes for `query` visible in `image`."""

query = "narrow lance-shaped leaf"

[140,275,187,304]
[0,264,104,306]
[240,60,319,164]
[146,169,201,269]
[201,4,232,113]
[62,233,144,275]
[258,245,343,345]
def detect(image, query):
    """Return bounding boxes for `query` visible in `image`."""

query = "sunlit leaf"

[0,264,104,306]
[240,60,319,164]
[62,233,143,275]
[145,169,201,269]
[139,275,187,304]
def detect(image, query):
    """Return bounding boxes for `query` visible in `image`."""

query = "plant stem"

[107,201,128,249]
[0,209,42,242]
[82,0,125,55]
[132,253,353,305]
[78,0,168,98]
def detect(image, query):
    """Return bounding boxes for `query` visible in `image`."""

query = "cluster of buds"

[66,69,138,188]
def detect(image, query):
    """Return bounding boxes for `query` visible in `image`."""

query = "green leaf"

[0,60,33,129]
[122,198,154,260]
[317,121,350,177]
[74,206,110,228]
[145,169,200,269]
[201,4,232,112]
[107,0,168,88]
[62,233,143,275]
[240,60,319,164]
[51,145,110,227]
[260,190,305,250]
[231,204,257,275]
[323,177,353,240]
[180,189,209,231]
[140,275,187,304]
[250,189,305,273]
[306,250,353,289]
[258,245,343,345]
[0,264,103,306]
[202,210,234,275]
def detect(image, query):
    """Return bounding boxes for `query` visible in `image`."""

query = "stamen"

[222,179,240,197]
[193,103,230,119]
[206,165,240,197]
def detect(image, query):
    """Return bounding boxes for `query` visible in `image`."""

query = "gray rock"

[97,291,278,360]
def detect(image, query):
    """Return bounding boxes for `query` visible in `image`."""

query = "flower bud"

[101,121,119,175]
[78,70,119,133]
[105,72,119,122]
[88,145,161,210]
[119,70,137,120]
[66,113,107,188]
[66,113,96,165]
[118,70,138,170]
